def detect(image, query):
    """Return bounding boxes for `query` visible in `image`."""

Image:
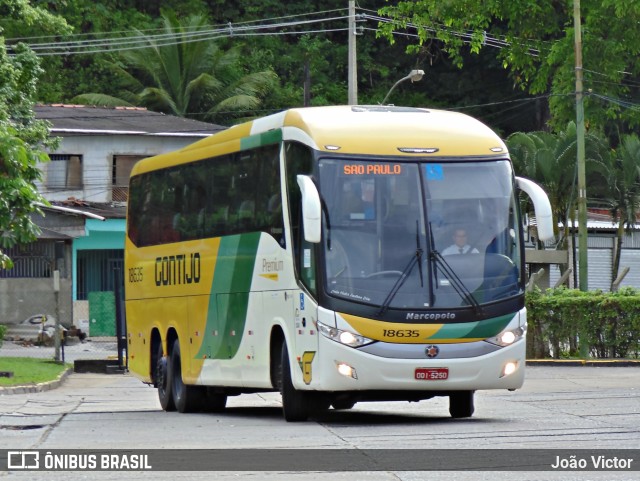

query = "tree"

[507,122,609,250]
[0,2,68,269]
[73,11,277,125]
[591,135,640,287]
[379,1,640,134]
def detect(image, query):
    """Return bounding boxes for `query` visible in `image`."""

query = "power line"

[445,93,573,112]
[7,7,546,59]
[7,8,348,43]
[359,12,542,57]
[7,13,352,56]
[590,92,640,112]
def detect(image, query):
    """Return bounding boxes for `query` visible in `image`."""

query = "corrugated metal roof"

[44,201,126,219]
[35,105,225,137]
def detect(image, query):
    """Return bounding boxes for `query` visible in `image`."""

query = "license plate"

[415,367,449,381]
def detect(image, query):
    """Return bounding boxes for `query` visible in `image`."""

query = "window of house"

[0,241,55,278]
[113,155,144,202]
[47,155,83,190]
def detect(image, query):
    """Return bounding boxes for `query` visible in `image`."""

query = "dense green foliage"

[2,0,543,133]
[526,287,640,359]
[0,324,5,347]
[0,1,66,269]
[507,128,640,288]
[506,123,610,248]
[380,0,640,138]
[72,11,278,125]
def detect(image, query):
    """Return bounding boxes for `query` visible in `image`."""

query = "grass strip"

[0,357,71,387]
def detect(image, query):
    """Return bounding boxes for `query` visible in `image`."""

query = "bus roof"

[132,106,508,176]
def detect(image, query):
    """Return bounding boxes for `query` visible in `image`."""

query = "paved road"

[0,366,638,480]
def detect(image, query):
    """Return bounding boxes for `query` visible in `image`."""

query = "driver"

[441,228,479,255]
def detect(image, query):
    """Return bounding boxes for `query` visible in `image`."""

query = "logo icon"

[425,345,440,358]
[8,451,40,470]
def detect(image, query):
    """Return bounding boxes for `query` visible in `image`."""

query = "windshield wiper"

[377,221,423,317]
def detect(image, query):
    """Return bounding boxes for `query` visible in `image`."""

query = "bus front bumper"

[302,335,526,392]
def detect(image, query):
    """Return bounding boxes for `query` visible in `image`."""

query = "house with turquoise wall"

[0,105,224,333]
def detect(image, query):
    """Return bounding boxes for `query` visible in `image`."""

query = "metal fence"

[0,298,119,364]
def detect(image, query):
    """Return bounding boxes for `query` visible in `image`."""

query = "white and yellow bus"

[125,105,553,421]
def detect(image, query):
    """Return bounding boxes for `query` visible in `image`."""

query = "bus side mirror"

[297,175,322,243]
[516,176,554,242]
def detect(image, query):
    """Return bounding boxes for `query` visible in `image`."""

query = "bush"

[526,287,640,359]
[0,324,5,348]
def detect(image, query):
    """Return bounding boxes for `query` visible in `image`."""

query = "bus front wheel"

[170,339,205,413]
[280,343,311,422]
[203,389,228,413]
[331,399,356,410]
[449,391,475,418]
[156,342,175,411]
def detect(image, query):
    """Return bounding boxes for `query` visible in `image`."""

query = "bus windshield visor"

[318,159,522,310]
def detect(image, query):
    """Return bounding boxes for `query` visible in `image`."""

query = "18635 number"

[383,329,420,338]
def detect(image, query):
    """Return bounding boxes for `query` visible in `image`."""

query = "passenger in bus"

[441,228,479,255]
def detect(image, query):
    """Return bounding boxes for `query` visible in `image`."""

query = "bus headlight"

[317,321,374,347]
[486,325,526,347]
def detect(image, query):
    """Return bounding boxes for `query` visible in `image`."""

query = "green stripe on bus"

[240,129,283,150]
[197,232,261,360]
[429,313,514,340]
[464,313,514,339]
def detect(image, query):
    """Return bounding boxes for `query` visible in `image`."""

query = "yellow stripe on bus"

[340,313,442,343]
[259,273,279,281]
[339,313,484,344]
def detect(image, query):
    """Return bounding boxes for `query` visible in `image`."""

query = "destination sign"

[343,164,402,175]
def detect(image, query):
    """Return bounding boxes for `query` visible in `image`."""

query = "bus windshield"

[318,159,522,310]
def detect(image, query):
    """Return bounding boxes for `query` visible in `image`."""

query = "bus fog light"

[501,361,518,378]
[336,362,358,379]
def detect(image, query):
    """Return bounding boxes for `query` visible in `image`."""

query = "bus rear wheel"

[156,342,175,411]
[449,391,475,418]
[170,339,205,413]
[280,343,311,422]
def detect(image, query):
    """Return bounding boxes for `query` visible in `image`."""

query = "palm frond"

[138,87,180,116]
[69,94,133,107]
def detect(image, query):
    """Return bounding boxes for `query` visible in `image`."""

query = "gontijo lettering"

[343,164,402,175]
[155,253,201,286]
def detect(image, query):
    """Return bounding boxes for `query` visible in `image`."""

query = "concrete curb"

[526,359,640,367]
[73,358,124,374]
[0,367,73,396]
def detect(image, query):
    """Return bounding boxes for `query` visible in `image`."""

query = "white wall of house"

[36,134,206,203]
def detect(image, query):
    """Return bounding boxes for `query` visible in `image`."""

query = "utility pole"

[53,270,61,362]
[574,0,588,291]
[348,0,357,105]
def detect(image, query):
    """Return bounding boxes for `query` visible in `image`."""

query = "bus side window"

[261,146,285,245]
[285,142,316,294]
[127,176,143,245]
